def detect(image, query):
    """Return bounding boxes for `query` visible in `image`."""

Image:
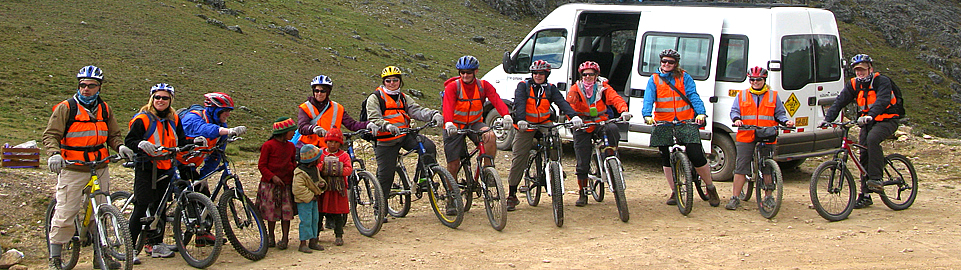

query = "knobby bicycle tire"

[108,191,144,251]
[481,167,508,231]
[755,159,783,219]
[810,161,856,221]
[350,171,386,237]
[693,166,709,201]
[96,204,134,270]
[606,158,629,222]
[589,151,605,202]
[172,192,223,269]
[524,153,543,207]
[672,151,694,216]
[388,167,412,217]
[427,165,464,229]
[218,190,267,261]
[548,161,564,227]
[45,198,81,270]
[458,163,475,213]
[878,154,919,210]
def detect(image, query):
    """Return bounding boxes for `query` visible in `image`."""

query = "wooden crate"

[2,147,41,168]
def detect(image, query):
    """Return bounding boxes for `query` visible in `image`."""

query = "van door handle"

[808,97,817,106]
[630,88,644,98]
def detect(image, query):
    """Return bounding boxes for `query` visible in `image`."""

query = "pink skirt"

[255,182,295,221]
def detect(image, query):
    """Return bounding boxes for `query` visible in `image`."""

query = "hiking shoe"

[150,243,175,258]
[506,195,519,211]
[763,195,776,209]
[334,237,344,246]
[298,244,313,254]
[666,193,677,205]
[195,233,216,247]
[93,257,121,270]
[131,253,142,265]
[724,196,740,210]
[575,190,588,207]
[866,179,884,192]
[706,185,721,207]
[854,194,873,209]
[309,239,324,251]
[156,242,178,252]
[277,240,288,250]
[48,256,63,270]
[445,207,458,216]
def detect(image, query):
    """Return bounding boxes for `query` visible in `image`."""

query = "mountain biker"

[506,60,579,211]
[566,61,632,207]
[42,65,125,269]
[442,55,512,180]
[180,92,248,185]
[728,67,795,210]
[295,75,368,149]
[641,49,721,207]
[124,83,188,260]
[821,54,904,209]
[366,66,445,217]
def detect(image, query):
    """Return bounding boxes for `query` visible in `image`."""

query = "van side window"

[515,29,567,73]
[638,32,714,80]
[781,34,842,90]
[716,35,749,82]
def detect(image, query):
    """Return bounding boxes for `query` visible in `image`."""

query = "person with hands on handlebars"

[295,75,368,149]
[727,67,795,210]
[566,61,631,207]
[366,66,444,208]
[42,65,125,270]
[821,54,904,209]
[506,60,579,211]
[641,49,720,207]
[180,92,247,184]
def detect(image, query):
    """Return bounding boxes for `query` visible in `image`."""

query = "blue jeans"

[296,202,319,241]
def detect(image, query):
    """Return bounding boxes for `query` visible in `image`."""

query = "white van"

[481,2,845,180]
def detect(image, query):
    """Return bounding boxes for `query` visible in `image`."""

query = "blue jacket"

[181,106,230,176]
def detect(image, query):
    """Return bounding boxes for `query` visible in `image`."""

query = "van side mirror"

[630,88,644,98]
[557,82,567,91]
[502,51,514,73]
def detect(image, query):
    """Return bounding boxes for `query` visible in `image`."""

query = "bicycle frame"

[457,129,496,188]
[395,125,440,194]
[528,123,567,196]
[198,137,245,204]
[585,120,625,193]
[76,159,119,246]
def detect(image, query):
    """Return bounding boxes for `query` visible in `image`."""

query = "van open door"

[626,10,722,153]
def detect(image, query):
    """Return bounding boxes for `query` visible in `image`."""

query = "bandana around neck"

[75,90,99,105]
[749,84,769,96]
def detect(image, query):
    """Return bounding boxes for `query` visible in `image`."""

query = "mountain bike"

[810,120,919,221]
[656,120,701,216]
[454,128,507,231]
[521,122,571,227]
[735,124,794,219]
[44,155,133,270]
[343,129,386,237]
[582,118,630,222]
[384,121,464,228]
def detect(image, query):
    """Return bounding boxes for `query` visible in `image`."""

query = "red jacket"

[319,148,352,214]
[258,138,296,184]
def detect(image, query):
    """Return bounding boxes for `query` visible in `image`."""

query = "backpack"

[889,79,906,117]
[358,91,407,122]
[176,104,206,121]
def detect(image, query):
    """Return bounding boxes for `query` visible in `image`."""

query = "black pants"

[658,143,708,168]
[129,162,174,246]
[859,119,899,189]
[572,123,620,180]
[324,213,348,237]
[374,134,437,200]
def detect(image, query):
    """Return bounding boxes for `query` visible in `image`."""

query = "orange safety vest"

[567,82,610,133]
[373,87,411,142]
[652,75,696,122]
[524,84,552,124]
[452,79,485,128]
[178,110,220,167]
[130,113,179,169]
[853,72,899,121]
[736,89,778,143]
[57,99,110,163]
[298,100,344,149]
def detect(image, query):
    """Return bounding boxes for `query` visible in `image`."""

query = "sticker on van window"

[784,93,801,117]
[795,117,808,127]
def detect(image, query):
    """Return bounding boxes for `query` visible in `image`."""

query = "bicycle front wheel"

[172,192,224,269]
[481,167,507,231]
[755,159,783,219]
[350,171,386,237]
[879,154,919,210]
[672,152,694,216]
[427,165,464,229]
[810,161,856,221]
[96,204,133,270]
[589,151,605,202]
[387,167,412,217]
[218,189,267,261]
[110,191,134,219]
[45,198,80,270]
[605,158,629,222]
[524,153,542,206]
[458,163,475,213]
[548,161,564,227]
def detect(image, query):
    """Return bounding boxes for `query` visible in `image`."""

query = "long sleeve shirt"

[512,79,576,120]
[730,89,791,125]
[296,96,369,135]
[442,77,510,123]
[641,70,706,117]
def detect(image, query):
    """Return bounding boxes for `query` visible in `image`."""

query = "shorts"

[443,122,488,163]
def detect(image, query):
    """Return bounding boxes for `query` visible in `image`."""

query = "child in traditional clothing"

[256,117,297,249]
[318,129,351,246]
[292,144,327,253]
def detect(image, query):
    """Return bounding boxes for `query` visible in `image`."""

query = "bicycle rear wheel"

[481,167,507,231]
[387,167,412,217]
[755,159,783,219]
[96,204,133,270]
[350,171,386,237]
[172,192,223,268]
[110,191,134,218]
[458,163,475,213]
[589,152,605,202]
[427,165,464,229]
[45,198,80,270]
[605,158,629,222]
[524,153,543,206]
[739,177,755,201]
[672,152,694,216]
[692,166,709,201]
[810,161,856,221]
[548,161,564,227]
[878,154,918,210]
[218,189,267,261]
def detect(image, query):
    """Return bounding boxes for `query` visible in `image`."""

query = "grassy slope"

[0,0,536,151]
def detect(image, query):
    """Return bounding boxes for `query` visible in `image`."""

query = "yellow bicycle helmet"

[381,66,403,78]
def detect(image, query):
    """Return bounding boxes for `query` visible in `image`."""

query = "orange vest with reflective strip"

[57,99,110,163]
[298,101,344,148]
[736,89,778,143]
[374,87,410,142]
[567,82,610,133]
[131,113,179,169]
[178,110,219,167]
[652,75,696,122]
[853,72,899,121]
[524,84,552,124]
[452,79,485,128]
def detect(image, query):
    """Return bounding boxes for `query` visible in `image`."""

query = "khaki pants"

[508,128,547,187]
[49,167,110,245]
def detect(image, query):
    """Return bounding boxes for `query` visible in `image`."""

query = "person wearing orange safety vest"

[441,55,512,184]
[42,65,125,269]
[506,60,578,211]
[366,66,444,207]
[123,83,188,261]
[566,60,631,207]
[641,49,721,207]
[822,54,904,209]
[726,67,794,210]
[295,75,368,149]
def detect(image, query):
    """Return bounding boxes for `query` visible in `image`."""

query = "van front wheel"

[486,109,514,151]
[709,133,735,182]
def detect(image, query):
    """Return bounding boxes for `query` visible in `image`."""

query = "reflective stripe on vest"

[59,99,110,163]
[652,75,695,122]
[298,101,344,148]
[452,79,485,128]
[736,89,778,143]
[853,72,899,121]
[374,87,411,142]
[525,84,552,124]
[131,113,179,169]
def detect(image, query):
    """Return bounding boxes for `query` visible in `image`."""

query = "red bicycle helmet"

[578,61,600,74]
[530,60,551,72]
[747,66,768,78]
[203,92,235,109]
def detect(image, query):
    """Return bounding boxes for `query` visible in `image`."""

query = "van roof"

[594,0,811,8]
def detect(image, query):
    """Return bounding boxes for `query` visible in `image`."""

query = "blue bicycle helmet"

[455,55,480,70]
[150,83,175,97]
[850,54,873,67]
[77,65,104,82]
[310,75,333,87]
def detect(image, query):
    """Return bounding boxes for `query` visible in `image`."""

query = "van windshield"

[638,33,714,80]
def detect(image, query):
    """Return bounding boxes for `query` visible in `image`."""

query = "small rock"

[923,134,934,139]
[877,227,885,233]
[0,249,25,269]
[900,248,914,253]
[227,25,243,33]
[352,35,362,40]
[8,265,27,270]
[508,263,516,268]
[471,36,486,43]
[414,53,426,60]
[542,259,551,263]
[787,226,793,229]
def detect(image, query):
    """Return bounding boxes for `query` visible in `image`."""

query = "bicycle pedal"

[140,217,155,223]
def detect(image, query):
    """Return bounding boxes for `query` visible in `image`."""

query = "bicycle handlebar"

[66,154,123,167]
[820,120,858,128]
[655,120,700,126]
[343,129,373,139]
[734,124,796,131]
[397,120,438,135]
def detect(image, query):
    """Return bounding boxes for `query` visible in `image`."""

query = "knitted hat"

[272,117,296,135]
[299,144,321,163]
[325,128,344,144]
